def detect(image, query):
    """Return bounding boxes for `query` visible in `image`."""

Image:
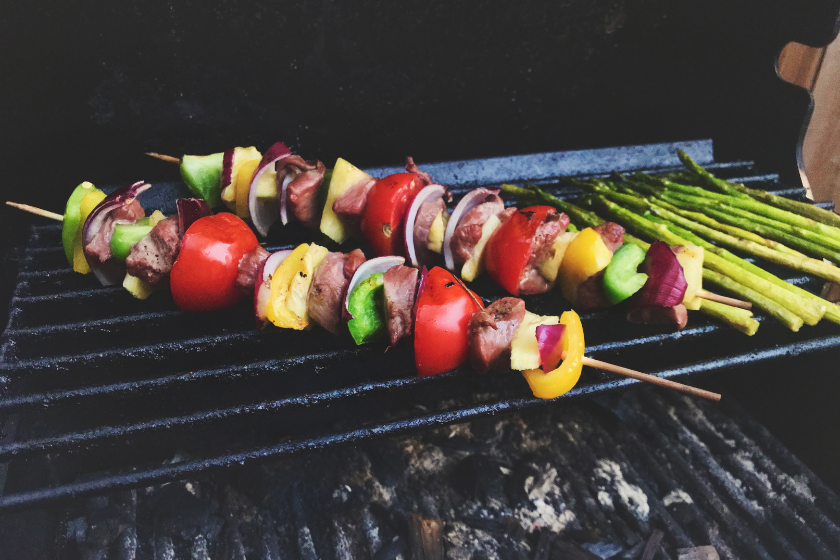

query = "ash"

[56,389,840,560]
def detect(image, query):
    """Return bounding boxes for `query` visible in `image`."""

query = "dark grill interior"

[54,390,840,560]
[1,140,838,513]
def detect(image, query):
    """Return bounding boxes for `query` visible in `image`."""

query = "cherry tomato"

[361,173,425,257]
[414,267,484,377]
[170,213,259,312]
[484,206,559,295]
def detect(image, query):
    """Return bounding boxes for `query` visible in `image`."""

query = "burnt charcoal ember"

[550,540,603,559]
[366,438,408,489]
[255,513,282,560]
[407,515,444,560]
[507,453,579,536]
[452,454,508,507]
[191,534,210,560]
[677,546,720,560]
[147,483,222,544]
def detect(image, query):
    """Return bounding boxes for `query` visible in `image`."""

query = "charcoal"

[42,388,840,560]
[452,454,508,506]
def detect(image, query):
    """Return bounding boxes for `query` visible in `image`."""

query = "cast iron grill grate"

[1,140,838,512]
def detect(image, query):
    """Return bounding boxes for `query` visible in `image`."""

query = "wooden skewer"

[6,201,64,222]
[146,152,181,164]
[697,289,752,310]
[566,352,721,401]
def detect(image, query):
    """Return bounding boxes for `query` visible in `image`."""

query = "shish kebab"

[7,143,738,401]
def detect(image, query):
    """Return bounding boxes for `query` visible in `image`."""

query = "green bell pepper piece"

[62,182,99,265]
[602,243,648,305]
[180,153,224,208]
[110,223,154,261]
[347,272,387,345]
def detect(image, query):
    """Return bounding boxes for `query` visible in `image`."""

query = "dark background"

[1,1,840,556]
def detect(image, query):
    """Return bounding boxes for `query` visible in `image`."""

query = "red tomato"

[414,267,484,377]
[361,173,425,257]
[484,206,557,295]
[170,213,259,312]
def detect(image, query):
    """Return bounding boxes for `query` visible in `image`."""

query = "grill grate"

[55,389,840,560]
[1,139,839,512]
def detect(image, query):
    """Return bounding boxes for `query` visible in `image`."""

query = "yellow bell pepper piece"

[235,158,261,220]
[522,309,585,399]
[266,243,311,330]
[72,190,107,274]
[557,228,612,303]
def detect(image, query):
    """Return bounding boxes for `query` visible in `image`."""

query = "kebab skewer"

[5,183,720,401]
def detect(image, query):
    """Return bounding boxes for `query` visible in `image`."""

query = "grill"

[53,389,840,559]
[2,139,839,514]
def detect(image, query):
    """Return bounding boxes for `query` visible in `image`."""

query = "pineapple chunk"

[510,311,560,371]
[320,158,371,244]
[285,243,330,321]
[234,158,261,219]
[539,231,578,282]
[255,169,278,198]
[426,210,449,254]
[148,210,167,227]
[677,244,704,310]
[123,274,155,300]
[460,214,502,282]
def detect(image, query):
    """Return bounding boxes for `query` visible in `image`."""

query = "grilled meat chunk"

[450,190,505,266]
[125,215,181,286]
[280,156,326,230]
[593,221,625,253]
[574,269,611,310]
[404,156,433,187]
[413,197,447,266]
[627,304,689,330]
[383,265,420,346]
[84,199,145,264]
[468,297,527,374]
[333,177,377,239]
[235,246,270,295]
[518,210,570,295]
[308,249,366,335]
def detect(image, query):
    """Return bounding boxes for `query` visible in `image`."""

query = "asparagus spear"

[658,192,840,263]
[643,172,840,244]
[699,299,760,336]
[601,182,807,257]
[701,269,802,331]
[677,149,840,229]
[712,202,840,252]
[593,196,823,327]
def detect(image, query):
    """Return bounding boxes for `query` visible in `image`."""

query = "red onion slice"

[254,249,293,330]
[344,255,405,320]
[634,241,688,308]
[82,181,151,285]
[403,184,447,268]
[536,323,566,372]
[248,142,292,236]
[443,188,500,271]
[176,198,212,235]
[278,171,294,226]
[221,148,235,191]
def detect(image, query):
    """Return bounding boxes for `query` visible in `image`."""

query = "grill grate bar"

[3,332,840,464]
[0,396,545,512]
[0,347,374,413]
